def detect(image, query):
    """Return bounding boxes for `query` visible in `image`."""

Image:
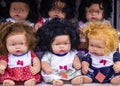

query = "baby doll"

[36,18,84,86]
[34,0,75,32]
[78,0,113,55]
[4,0,39,27]
[0,22,41,86]
[81,22,120,84]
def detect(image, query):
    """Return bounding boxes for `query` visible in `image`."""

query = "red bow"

[17,60,23,66]
[59,65,68,70]
[37,17,44,26]
[99,59,106,65]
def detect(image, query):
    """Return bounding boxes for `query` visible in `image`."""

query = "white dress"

[41,50,81,82]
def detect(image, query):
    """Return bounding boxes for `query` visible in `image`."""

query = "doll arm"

[0,60,7,74]
[82,61,89,74]
[41,61,53,74]
[30,56,41,75]
[113,61,120,73]
[34,17,44,32]
[73,55,81,69]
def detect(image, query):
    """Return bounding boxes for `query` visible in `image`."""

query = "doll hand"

[44,68,53,75]
[0,65,6,74]
[82,61,89,74]
[73,56,81,70]
[30,66,40,75]
[73,62,81,70]
[113,61,120,73]
[34,23,42,32]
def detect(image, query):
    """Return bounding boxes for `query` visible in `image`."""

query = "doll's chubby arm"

[30,56,41,75]
[82,61,89,74]
[34,17,44,32]
[0,60,7,74]
[73,55,81,70]
[113,61,120,73]
[41,61,53,75]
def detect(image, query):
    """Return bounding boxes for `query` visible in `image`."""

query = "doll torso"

[1,51,40,82]
[41,50,81,82]
[8,51,31,68]
[83,52,120,83]
[6,18,34,27]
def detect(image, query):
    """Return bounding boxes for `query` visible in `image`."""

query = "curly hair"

[7,0,39,23]
[36,18,80,51]
[39,0,75,20]
[82,22,118,54]
[78,0,113,22]
[0,22,38,55]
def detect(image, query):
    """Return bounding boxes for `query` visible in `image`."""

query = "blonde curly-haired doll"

[81,22,120,84]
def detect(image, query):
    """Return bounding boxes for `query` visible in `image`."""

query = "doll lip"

[60,50,65,53]
[92,52,98,56]
[53,15,59,18]
[15,15,20,18]
[16,50,21,52]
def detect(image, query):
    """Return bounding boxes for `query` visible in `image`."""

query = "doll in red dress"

[0,22,41,86]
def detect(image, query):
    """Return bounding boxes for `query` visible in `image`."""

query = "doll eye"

[20,43,24,45]
[11,7,16,11]
[19,9,25,12]
[11,43,15,46]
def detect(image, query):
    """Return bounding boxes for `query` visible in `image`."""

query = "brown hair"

[0,22,38,55]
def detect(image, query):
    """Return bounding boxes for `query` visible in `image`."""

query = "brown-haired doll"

[0,22,41,86]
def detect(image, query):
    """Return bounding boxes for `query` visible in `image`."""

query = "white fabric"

[41,50,81,82]
[8,51,32,68]
[90,52,115,68]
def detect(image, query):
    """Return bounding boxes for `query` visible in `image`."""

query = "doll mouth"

[16,50,21,53]
[15,15,20,18]
[60,50,65,53]
[92,52,98,56]
[54,15,59,18]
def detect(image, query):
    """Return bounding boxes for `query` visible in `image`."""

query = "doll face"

[48,9,66,19]
[48,1,66,19]
[88,38,105,56]
[10,2,29,20]
[86,4,104,22]
[51,35,71,54]
[6,33,28,55]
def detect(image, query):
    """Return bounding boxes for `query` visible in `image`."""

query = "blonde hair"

[82,22,119,54]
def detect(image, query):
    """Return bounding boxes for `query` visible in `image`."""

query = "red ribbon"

[99,59,106,65]
[17,60,23,66]
[59,65,68,70]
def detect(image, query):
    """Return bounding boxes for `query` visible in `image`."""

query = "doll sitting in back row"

[34,0,75,32]
[0,22,41,86]
[81,22,120,84]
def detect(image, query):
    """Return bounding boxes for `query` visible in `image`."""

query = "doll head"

[85,22,118,55]
[36,18,80,53]
[8,0,39,23]
[0,22,38,55]
[39,0,75,20]
[78,0,113,22]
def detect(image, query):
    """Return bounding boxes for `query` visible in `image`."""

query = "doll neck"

[52,52,68,57]
[12,51,28,57]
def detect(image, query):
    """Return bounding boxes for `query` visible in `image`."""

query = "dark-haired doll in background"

[78,0,113,56]
[34,0,75,32]
[3,0,39,28]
